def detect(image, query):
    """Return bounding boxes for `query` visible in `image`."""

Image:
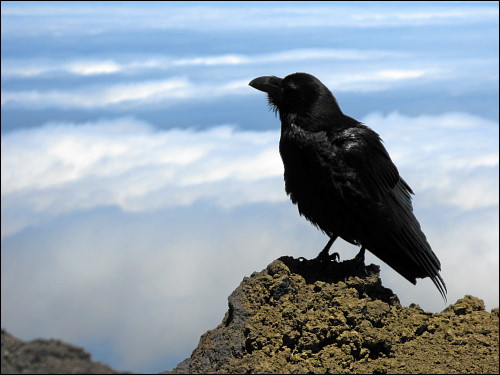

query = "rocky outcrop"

[1,329,127,374]
[2,256,498,374]
[168,256,499,374]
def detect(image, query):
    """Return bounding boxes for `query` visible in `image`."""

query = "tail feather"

[371,215,447,302]
[376,180,447,301]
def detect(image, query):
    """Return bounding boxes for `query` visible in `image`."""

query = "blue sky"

[1,1,499,373]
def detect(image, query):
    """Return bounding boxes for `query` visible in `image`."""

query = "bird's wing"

[337,126,413,208]
[335,126,446,299]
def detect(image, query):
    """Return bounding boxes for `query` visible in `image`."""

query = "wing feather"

[336,125,446,299]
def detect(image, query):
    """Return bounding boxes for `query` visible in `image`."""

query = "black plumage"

[249,72,446,300]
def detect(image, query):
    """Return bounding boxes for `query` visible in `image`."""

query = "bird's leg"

[297,235,339,263]
[314,235,339,262]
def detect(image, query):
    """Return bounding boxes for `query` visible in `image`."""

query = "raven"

[249,72,446,300]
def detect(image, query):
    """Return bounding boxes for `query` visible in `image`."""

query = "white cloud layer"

[2,3,497,35]
[1,68,448,110]
[1,49,407,78]
[1,77,257,109]
[1,118,284,238]
[2,112,498,236]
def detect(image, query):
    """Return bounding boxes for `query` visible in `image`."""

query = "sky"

[1,1,499,373]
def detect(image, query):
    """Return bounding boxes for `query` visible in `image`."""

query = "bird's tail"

[366,205,447,302]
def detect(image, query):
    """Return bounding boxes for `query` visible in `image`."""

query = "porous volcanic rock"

[168,257,499,374]
[1,329,128,374]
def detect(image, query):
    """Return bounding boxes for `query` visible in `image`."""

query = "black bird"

[249,72,446,300]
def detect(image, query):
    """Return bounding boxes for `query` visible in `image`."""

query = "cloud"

[1,66,449,110]
[2,3,497,36]
[2,112,498,238]
[0,109,496,281]
[1,49,407,78]
[362,112,499,210]
[1,78,191,108]
[2,196,498,372]
[0,77,257,109]
[1,60,125,77]
[0,200,317,371]
[1,117,284,238]
[349,7,499,26]
[323,68,443,93]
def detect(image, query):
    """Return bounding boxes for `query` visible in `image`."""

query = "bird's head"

[249,72,343,121]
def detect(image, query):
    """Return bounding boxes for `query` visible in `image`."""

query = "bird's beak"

[249,76,283,99]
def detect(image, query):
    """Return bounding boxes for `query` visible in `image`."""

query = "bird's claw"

[315,251,340,263]
[329,252,340,262]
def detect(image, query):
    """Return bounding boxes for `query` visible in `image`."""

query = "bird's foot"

[298,251,338,263]
[280,245,371,284]
[310,236,339,263]
[314,250,340,263]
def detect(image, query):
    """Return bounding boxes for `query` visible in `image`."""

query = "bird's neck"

[280,108,348,133]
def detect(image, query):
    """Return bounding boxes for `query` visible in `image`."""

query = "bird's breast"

[278,125,369,243]
[279,127,348,208]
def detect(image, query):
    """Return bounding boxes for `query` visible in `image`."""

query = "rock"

[167,257,499,374]
[2,256,498,374]
[1,329,128,374]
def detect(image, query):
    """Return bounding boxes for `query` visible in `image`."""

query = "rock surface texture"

[169,257,499,374]
[1,329,127,374]
[2,257,498,374]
